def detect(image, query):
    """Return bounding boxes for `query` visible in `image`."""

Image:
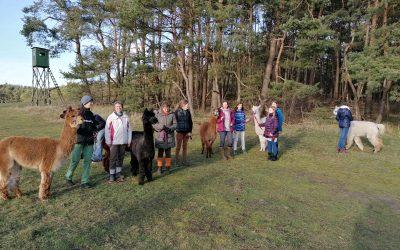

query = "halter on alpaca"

[251,105,267,151]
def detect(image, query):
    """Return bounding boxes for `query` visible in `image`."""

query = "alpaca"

[0,107,82,200]
[346,121,385,153]
[130,108,158,185]
[200,110,218,158]
[251,105,267,151]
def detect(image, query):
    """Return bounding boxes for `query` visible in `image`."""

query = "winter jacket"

[76,108,98,145]
[217,108,235,132]
[234,110,246,132]
[275,108,284,132]
[94,114,106,131]
[260,115,278,139]
[105,112,132,145]
[153,110,177,149]
[336,106,353,128]
[175,108,193,133]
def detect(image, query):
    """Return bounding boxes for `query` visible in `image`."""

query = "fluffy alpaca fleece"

[346,121,385,153]
[251,105,267,151]
[200,110,218,158]
[0,107,82,200]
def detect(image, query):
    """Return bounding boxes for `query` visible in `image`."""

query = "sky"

[0,0,74,86]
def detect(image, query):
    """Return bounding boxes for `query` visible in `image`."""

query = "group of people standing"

[216,101,284,161]
[64,95,285,188]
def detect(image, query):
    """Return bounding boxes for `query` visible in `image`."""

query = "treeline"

[0,84,32,103]
[21,0,400,121]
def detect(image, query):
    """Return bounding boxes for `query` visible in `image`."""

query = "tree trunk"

[261,37,277,98]
[333,46,340,99]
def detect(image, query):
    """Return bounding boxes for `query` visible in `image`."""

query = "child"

[233,103,250,155]
[259,107,279,161]
[335,105,353,153]
[216,101,235,160]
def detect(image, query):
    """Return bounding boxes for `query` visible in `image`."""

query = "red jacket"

[216,108,235,132]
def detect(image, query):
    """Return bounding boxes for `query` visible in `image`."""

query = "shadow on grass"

[352,200,400,249]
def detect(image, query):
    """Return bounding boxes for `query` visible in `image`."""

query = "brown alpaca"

[0,107,82,201]
[200,111,218,158]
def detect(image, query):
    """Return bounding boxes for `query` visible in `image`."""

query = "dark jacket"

[260,115,278,139]
[94,114,106,131]
[275,108,284,132]
[153,110,177,149]
[234,110,246,132]
[175,108,193,133]
[336,107,353,128]
[76,108,98,145]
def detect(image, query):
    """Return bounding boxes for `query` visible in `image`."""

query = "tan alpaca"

[200,110,218,158]
[0,107,82,201]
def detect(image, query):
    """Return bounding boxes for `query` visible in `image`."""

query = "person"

[217,101,235,160]
[271,101,284,154]
[259,107,279,161]
[91,114,106,162]
[105,101,132,183]
[65,95,98,188]
[335,105,353,153]
[174,100,193,166]
[233,103,250,155]
[153,102,177,175]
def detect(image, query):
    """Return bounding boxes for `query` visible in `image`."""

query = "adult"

[65,95,98,188]
[91,114,106,162]
[271,101,284,154]
[233,103,250,155]
[335,105,353,153]
[174,100,193,166]
[153,102,177,175]
[217,101,235,160]
[105,101,132,183]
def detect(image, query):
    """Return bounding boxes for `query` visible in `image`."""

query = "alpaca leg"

[45,173,53,197]
[201,140,205,155]
[39,171,51,200]
[346,135,355,150]
[354,137,364,151]
[130,153,139,176]
[144,159,153,182]
[369,136,383,153]
[137,159,146,185]
[0,158,12,200]
[9,164,22,198]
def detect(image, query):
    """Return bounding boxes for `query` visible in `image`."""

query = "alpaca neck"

[58,123,77,156]
[210,117,217,129]
[143,121,154,141]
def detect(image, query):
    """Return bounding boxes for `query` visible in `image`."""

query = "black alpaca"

[130,108,158,185]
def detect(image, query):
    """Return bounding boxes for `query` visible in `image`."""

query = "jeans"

[267,139,278,157]
[219,131,233,148]
[338,127,349,149]
[66,144,94,184]
[233,131,246,151]
[176,132,190,161]
[92,129,105,162]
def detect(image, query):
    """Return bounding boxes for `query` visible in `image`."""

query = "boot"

[220,147,227,160]
[156,157,164,175]
[174,155,181,167]
[165,158,172,175]
[115,172,125,182]
[108,174,116,183]
[267,153,272,160]
[226,147,233,160]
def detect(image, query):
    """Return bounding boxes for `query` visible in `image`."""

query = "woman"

[65,95,98,188]
[217,101,235,160]
[105,101,132,183]
[174,100,193,166]
[153,102,177,174]
[233,103,250,155]
[335,105,353,153]
[259,107,279,161]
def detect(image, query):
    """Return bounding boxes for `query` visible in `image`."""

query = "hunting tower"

[31,47,65,105]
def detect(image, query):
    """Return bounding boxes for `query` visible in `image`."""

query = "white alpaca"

[251,105,267,151]
[333,106,385,153]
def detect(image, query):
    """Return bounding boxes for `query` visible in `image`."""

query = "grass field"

[0,104,399,249]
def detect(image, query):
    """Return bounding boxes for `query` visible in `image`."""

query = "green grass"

[0,104,399,249]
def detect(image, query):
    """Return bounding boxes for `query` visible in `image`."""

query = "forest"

[19,0,400,122]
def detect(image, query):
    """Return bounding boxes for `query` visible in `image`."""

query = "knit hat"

[81,95,93,105]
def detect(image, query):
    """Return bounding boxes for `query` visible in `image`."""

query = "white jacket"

[105,112,132,145]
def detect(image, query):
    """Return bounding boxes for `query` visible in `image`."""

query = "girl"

[259,107,279,161]
[233,103,250,155]
[217,101,235,160]
[65,95,98,188]
[335,105,353,153]
[153,102,177,174]
[174,100,193,166]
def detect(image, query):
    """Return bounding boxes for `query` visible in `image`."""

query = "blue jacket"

[275,108,284,132]
[234,110,246,131]
[336,107,353,128]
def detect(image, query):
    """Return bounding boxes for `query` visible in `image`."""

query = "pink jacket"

[216,108,235,132]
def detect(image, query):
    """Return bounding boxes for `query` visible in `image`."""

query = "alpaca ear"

[60,110,67,119]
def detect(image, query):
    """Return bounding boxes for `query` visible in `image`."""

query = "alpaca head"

[333,106,339,116]
[143,108,158,125]
[60,106,83,128]
[212,109,219,117]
